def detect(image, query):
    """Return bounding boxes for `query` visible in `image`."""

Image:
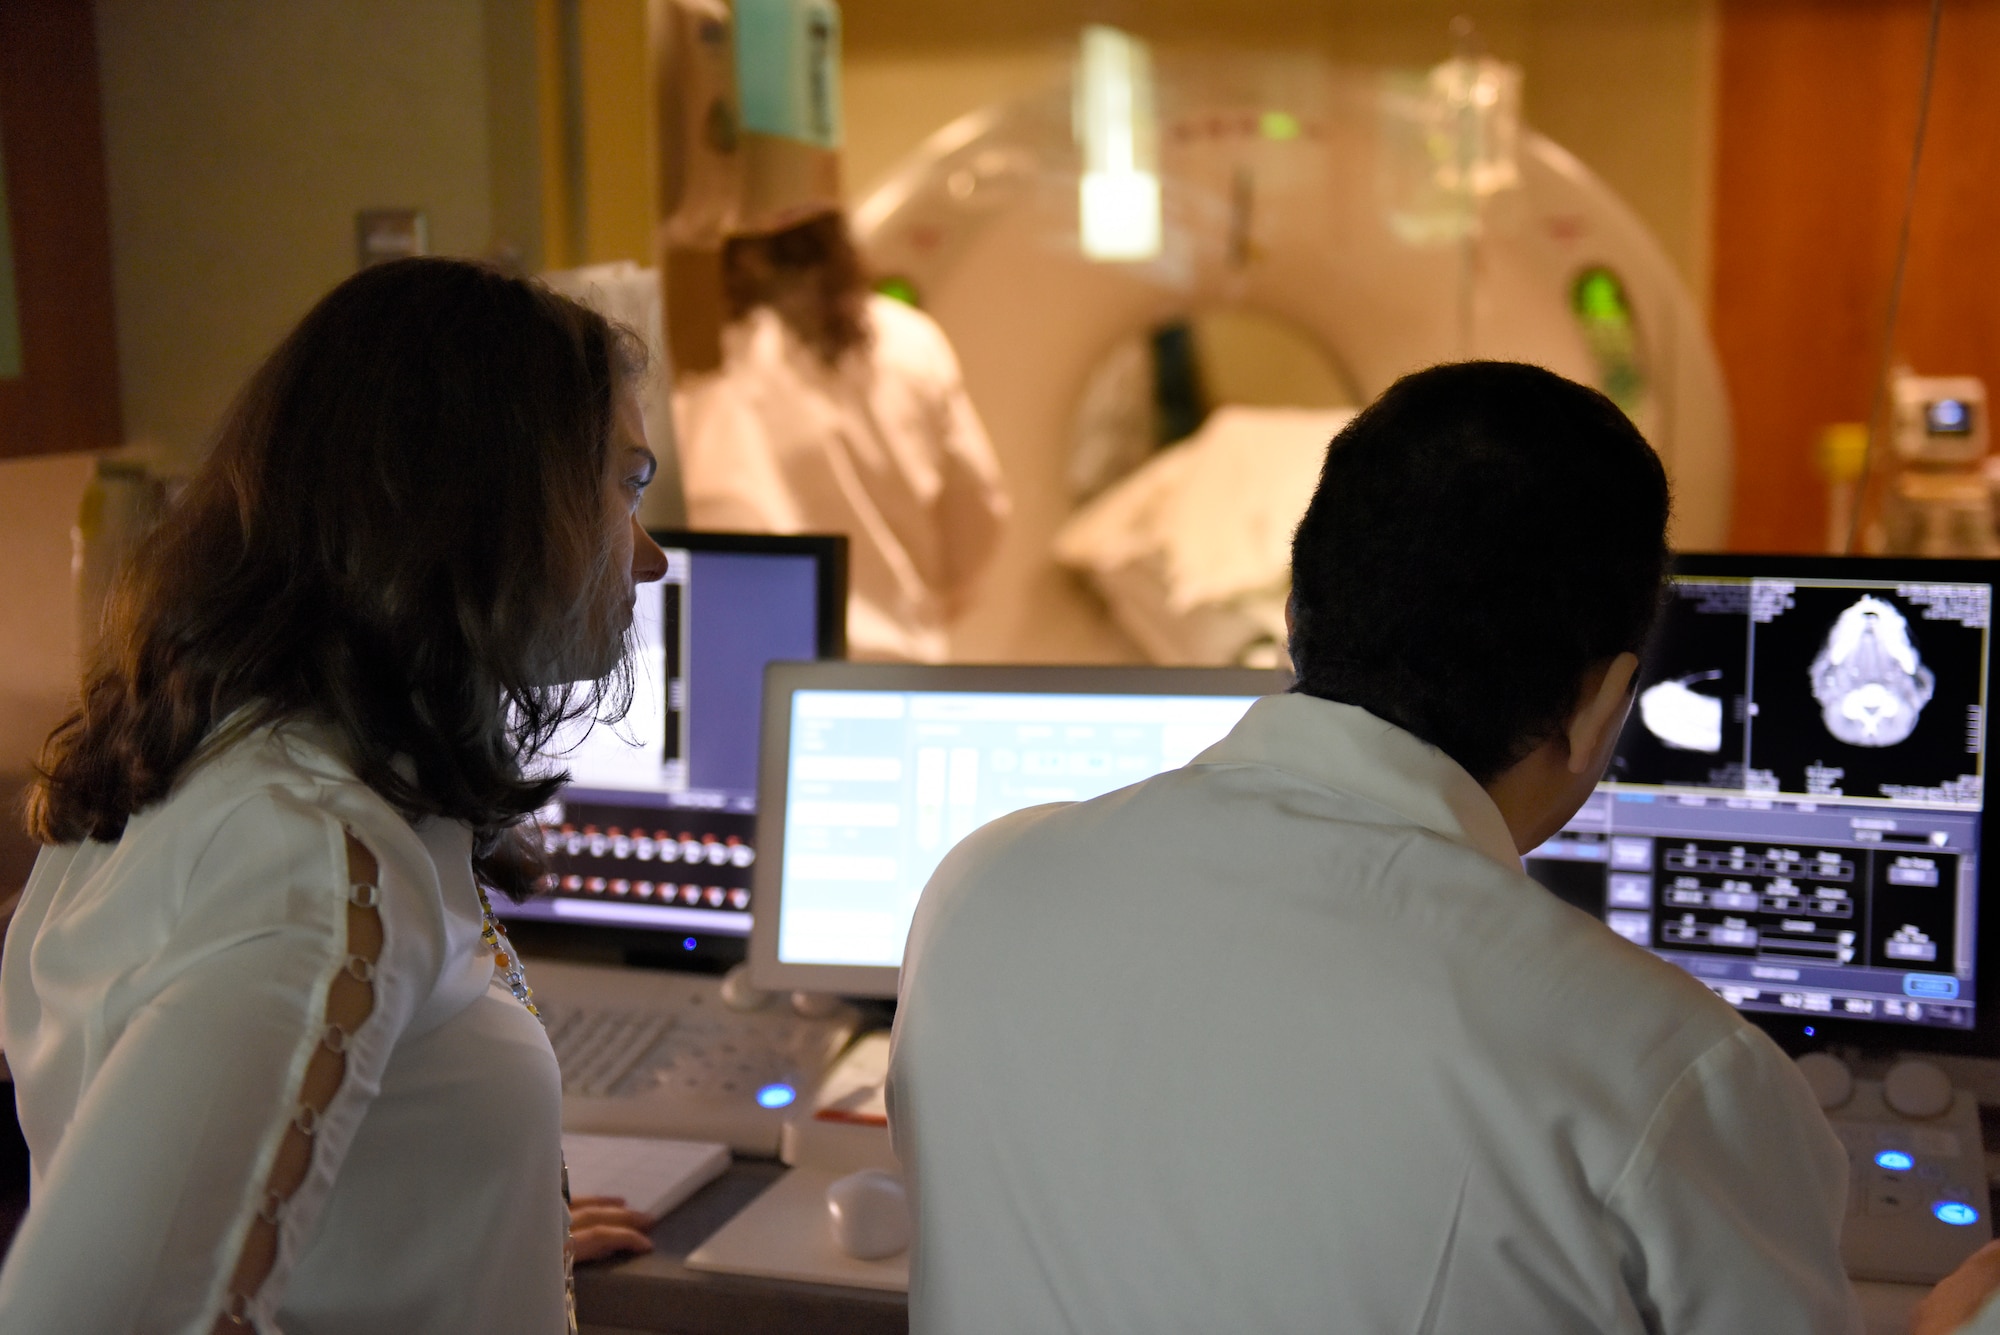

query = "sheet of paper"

[561,1132,730,1220]
[811,1030,890,1126]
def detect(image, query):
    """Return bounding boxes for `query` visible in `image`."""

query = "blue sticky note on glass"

[734,0,842,149]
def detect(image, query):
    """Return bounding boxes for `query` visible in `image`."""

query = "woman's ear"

[1565,652,1640,775]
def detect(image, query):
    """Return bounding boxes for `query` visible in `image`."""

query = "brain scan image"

[1807,596,1936,747]
[1638,671,1724,752]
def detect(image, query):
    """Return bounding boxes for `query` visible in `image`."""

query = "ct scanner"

[849,51,1731,665]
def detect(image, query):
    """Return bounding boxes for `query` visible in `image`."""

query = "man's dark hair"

[1287,360,1670,783]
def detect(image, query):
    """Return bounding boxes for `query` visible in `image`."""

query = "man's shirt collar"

[1194,692,1523,871]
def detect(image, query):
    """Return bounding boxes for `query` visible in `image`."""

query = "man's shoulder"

[864,292,942,342]
[864,295,961,376]
[1405,828,1752,1040]
[916,770,1238,894]
[920,802,1073,897]
[985,768,1745,1037]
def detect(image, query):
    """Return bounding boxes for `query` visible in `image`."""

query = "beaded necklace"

[479,886,543,1019]
[478,886,578,1335]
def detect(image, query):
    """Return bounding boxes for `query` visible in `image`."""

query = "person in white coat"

[889,362,1863,1333]
[1,258,667,1332]
[677,209,1009,662]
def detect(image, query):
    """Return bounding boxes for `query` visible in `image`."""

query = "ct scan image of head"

[1807,595,1936,748]
[1638,670,1725,753]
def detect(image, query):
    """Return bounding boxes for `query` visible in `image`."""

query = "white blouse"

[0,725,569,1334]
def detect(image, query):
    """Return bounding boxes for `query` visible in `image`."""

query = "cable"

[1844,0,1947,555]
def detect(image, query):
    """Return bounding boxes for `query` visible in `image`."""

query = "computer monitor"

[748,663,1290,997]
[1523,554,1999,1055]
[498,531,846,956]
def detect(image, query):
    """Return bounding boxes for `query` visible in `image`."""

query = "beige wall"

[576,0,659,265]
[840,0,1718,299]
[92,0,515,470]
[0,455,92,779]
[842,49,1063,209]
[1516,2,1718,302]
[5,2,1717,771]
[76,0,1719,469]
[0,2,545,825]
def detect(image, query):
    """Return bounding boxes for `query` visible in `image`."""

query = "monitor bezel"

[647,529,849,660]
[509,529,849,959]
[749,661,1291,998]
[1652,552,2000,1056]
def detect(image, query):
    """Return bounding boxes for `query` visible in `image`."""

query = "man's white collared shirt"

[889,692,1861,1334]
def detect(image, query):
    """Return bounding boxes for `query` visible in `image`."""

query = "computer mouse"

[825,1169,910,1260]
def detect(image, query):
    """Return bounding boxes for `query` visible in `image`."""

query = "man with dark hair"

[1288,359,1669,790]
[889,362,1861,1334]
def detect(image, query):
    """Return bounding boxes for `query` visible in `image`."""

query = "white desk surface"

[1857,1278,1930,1334]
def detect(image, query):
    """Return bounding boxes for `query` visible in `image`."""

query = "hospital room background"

[5,1,2000,1327]
[0,3,1988,953]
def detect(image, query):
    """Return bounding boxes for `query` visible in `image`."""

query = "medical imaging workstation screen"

[501,544,827,939]
[776,690,1261,970]
[1524,574,1991,1033]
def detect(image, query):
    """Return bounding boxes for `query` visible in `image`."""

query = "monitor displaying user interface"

[1523,555,1996,1049]
[500,532,846,943]
[749,663,1289,996]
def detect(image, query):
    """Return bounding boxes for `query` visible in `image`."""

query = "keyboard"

[547,1007,677,1097]
[526,956,858,1156]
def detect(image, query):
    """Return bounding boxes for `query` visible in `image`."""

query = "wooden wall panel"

[1712,0,2000,553]
[0,0,122,459]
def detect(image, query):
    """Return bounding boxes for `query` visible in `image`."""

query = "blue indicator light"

[1803,1026,1816,1038]
[1935,1201,1980,1227]
[1875,1150,1915,1172]
[683,937,698,951]
[756,1083,797,1110]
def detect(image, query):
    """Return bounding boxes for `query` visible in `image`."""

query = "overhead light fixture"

[1075,24,1161,262]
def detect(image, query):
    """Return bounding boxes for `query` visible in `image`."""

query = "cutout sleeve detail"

[212,832,383,1333]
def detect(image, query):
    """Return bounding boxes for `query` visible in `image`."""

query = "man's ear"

[1565,652,1640,775]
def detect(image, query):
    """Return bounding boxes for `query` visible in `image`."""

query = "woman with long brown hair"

[0,257,666,1332]
[678,209,1009,662]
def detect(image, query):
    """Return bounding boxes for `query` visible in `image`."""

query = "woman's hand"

[569,1196,655,1265]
